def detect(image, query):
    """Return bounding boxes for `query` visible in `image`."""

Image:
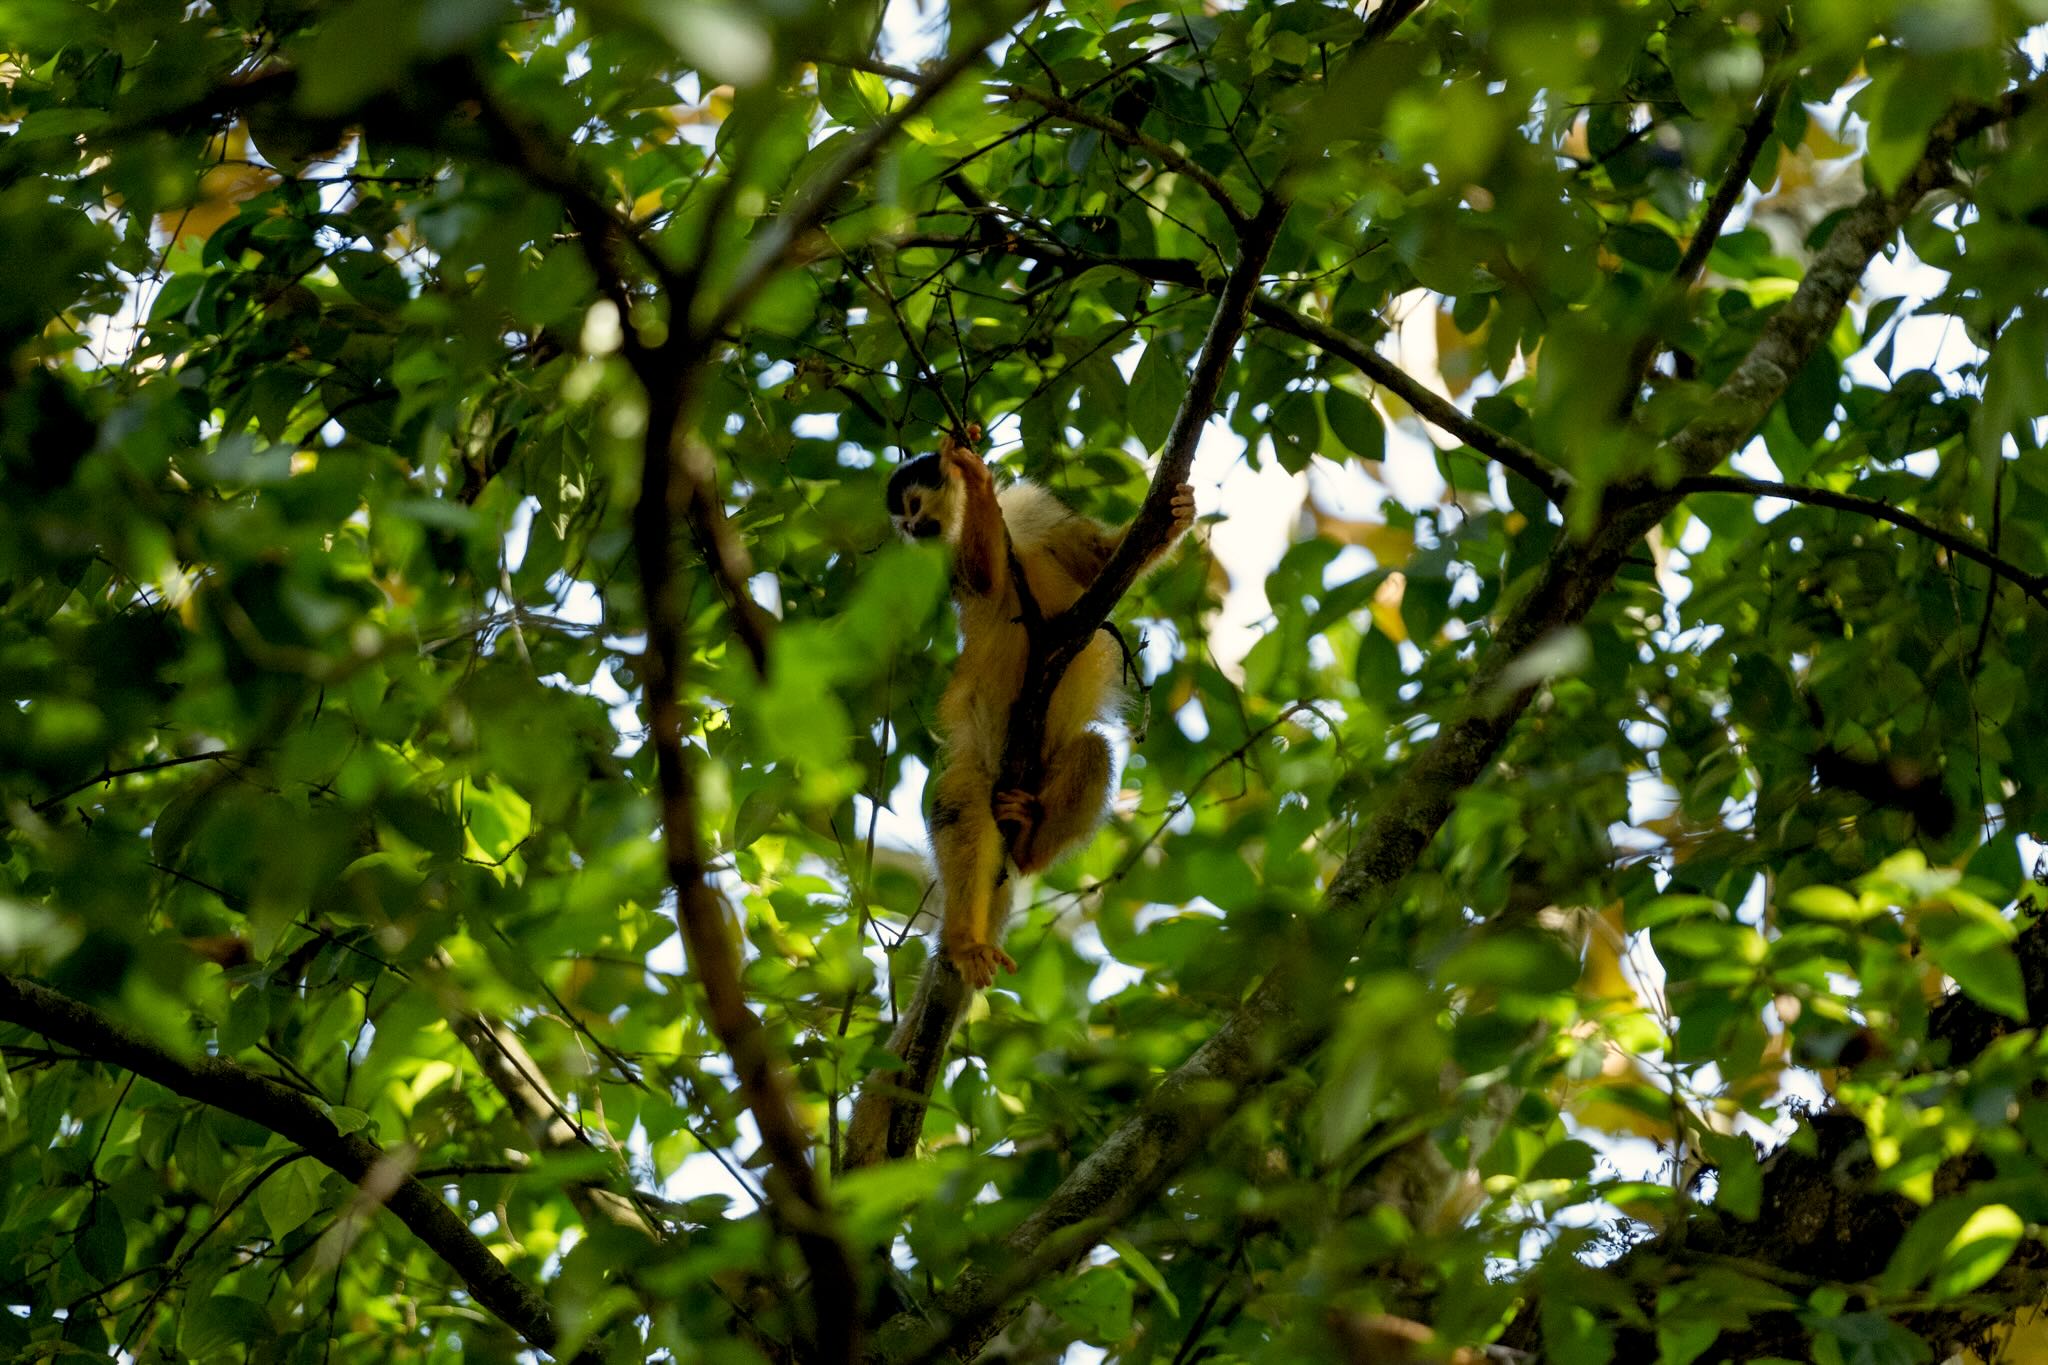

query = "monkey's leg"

[931,762,1017,988]
[996,730,1113,874]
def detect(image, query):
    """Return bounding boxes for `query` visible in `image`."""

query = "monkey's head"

[885,452,959,543]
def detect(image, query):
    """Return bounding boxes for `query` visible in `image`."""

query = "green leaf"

[1608,222,1682,272]
[1128,338,1182,452]
[1784,885,1871,923]
[1865,64,1948,193]
[76,1200,126,1280]
[1922,918,2028,1021]
[259,1159,321,1243]
[1928,1204,2024,1298]
[179,1294,271,1359]
[1442,931,1581,994]
[1271,391,1318,473]
[1106,1235,1180,1317]
[1046,1265,1134,1344]
[1323,386,1386,462]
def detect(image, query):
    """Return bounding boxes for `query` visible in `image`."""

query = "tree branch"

[32,750,238,814]
[0,973,594,1365]
[865,73,2043,1362]
[701,7,1035,344]
[450,1011,667,1242]
[1244,297,1569,504]
[808,44,1248,227]
[623,16,1050,1349]
[893,229,1570,503]
[458,68,776,680]
[1616,79,1786,413]
[1673,474,2048,607]
[636,358,862,1359]
[996,83,1253,228]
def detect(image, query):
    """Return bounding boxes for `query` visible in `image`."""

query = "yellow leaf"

[1577,902,1633,1007]
[159,161,278,243]
[1369,573,1407,642]
[1802,114,1856,161]
[1307,499,1415,565]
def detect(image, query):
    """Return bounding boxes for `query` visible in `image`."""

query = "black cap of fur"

[885,452,945,517]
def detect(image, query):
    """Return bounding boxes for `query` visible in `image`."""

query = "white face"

[892,480,950,542]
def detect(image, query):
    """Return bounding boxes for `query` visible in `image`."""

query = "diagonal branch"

[1673,474,2048,608]
[1053,197,1291,652]
[809,45,1245,227]
[1615,79,1787,414]
[996,83,1253,228]
[32,750,239,815]
[0,973,596,1365]
[865,73,2045,1364]
[701,6,1038,344]
[615,15,1052,1354]
[1245,297,1569,504]
[893,229,1570,502]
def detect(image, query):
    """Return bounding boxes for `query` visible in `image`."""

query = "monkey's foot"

[1170,483,1197,531]
[993,789,1042,853]
[948,941,1018,990]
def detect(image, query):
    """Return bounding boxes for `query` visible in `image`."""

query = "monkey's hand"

[1170,483,1197,535]
[949,940,1017,990]
[941,437,993,493]
[993,789,1043,856]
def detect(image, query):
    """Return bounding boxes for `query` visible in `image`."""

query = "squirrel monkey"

[886,431,1195,988]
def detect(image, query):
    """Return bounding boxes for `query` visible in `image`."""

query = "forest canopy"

[5,1,2048,1362]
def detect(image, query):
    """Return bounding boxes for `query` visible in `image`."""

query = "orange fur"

[896,441,1195,988]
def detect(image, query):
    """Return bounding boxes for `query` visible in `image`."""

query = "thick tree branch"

[457,69,776,679]
[1674,474,2048,607]
[637,353,862,1358]
[866,75,2042,1362]
[1056,198,1290,650]
[0,974,594,1365]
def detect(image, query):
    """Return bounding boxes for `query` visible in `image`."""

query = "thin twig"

[32,751,238,814]
[1672,474,2048,608]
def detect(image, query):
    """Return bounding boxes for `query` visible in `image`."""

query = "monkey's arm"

[943,439,1008,600]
